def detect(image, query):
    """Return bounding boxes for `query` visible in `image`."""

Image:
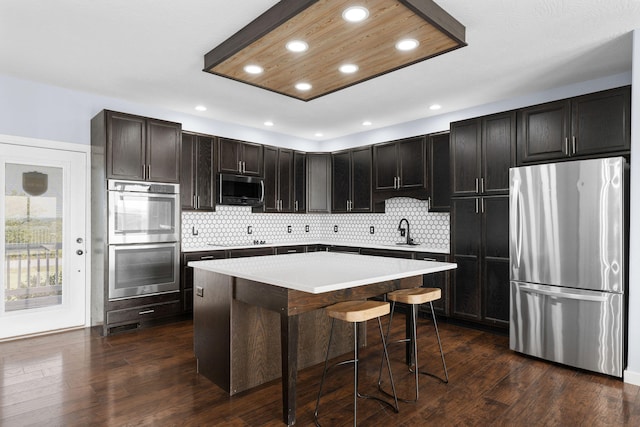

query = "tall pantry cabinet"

[449,111,515,328]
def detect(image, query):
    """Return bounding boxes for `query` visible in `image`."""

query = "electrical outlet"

[287,225,292,233]
[247,226,253,234]
[369,226,375,234]
[334,225,338,233]
[400,229,406,237]
[305,225,309,232]
[192,226,199,236]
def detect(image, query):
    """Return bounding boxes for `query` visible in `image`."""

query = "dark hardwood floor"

[1,314,639,426]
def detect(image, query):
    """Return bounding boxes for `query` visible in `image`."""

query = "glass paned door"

[0,142,87,339]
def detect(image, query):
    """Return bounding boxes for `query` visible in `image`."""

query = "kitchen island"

[189,251,456,425]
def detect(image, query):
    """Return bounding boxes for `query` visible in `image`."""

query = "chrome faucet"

[398,218,413,245]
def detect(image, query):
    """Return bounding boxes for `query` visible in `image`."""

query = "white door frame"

[0,134,91,339]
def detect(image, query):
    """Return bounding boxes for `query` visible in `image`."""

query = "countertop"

[189,251,456,294]
[182,240,449,254]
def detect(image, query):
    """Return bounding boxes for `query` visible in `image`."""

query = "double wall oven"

[107,180,180,300]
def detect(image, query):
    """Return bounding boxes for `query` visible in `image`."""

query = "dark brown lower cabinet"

[182,251,227,313]
[414,252,451,317]
[451,195,509,328]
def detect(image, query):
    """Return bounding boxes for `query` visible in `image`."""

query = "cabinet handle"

[142,164,146,180]
[139,309,155,315]
[397,176,401,189]
[481,177,485,193]
[571,136,577,155]
[350,200,354,211]
[242,161,246,174]
[238,160,242,173]
[147,165,151,180]
[393,177,397,189]
[564,137,570,156]
[481,198,485,214]
[475,198,479,214]
[475,178,479,194]
[200,256,215,260]
[346,200,350,211]
[295,200,298,212]
[193,195,197,208]
[287,249,297,253]
[197,196,200,209]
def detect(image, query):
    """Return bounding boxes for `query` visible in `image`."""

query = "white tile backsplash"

[182,197,449,251]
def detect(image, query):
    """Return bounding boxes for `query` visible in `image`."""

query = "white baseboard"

[624,368,640,385]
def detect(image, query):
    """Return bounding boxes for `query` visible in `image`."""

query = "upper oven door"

[108,182,179,244]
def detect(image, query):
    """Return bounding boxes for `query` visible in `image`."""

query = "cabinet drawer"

[106,300,181,325]
[276,245,306,254]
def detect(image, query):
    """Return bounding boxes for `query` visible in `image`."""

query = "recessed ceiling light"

[244,64,264,74]
[295,82,312,91]
[429,104,442,110]
[362,121,372,126]
[195,105,207,112]
[315,132,324,137]
[395,38,420,51]
[342,6,369,22]
[264,121,274,127]
[286,40,309,53]
[339,64,359,74]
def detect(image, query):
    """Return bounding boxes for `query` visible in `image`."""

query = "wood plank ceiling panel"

[204,0,466,101]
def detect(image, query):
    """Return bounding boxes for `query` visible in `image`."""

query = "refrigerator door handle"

[519,285,608,302]
[511,177,523,268]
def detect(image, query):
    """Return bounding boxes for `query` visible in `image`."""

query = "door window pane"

[4,164,63,312]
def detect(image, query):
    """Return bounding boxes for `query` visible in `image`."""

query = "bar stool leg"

[353,323,358,427]
[314,318,335,425]
[430,301,449,383]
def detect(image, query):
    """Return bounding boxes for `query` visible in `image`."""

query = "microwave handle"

[260,180,265,203]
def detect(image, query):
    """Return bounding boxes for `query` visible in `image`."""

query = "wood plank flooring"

[1,315,639,426]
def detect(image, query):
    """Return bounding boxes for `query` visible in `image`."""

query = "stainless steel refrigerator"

[509,157,627,377]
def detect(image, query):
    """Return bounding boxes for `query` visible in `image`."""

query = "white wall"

[625,30,640,386]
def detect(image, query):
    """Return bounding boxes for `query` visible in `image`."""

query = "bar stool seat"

[378,287,448,403]
[314,300,399,426]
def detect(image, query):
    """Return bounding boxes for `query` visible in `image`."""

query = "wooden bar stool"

[378,287,448,403]
[314,300,399,426]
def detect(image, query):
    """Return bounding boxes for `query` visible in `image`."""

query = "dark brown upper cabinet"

[373,136,426,191]
[181,132,215,211]
[263,146,293,213]
[450,110,516,197]
[517,86,630,164]
[103,110,181,183]
[332,146,372,213]
[428,132,450,212]
[293,151,306,213]
[306,153,331,213]
[218,137,263,176]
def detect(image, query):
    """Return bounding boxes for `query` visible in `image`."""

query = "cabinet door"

[450,119,480,196]
[263,146,278,212]
[482,196,510,326]
[293,151,306,213]
[307,154,331,213]
[195,136,215,211]
[451,198,481,320]
[218,138,241,174]
[482,111,515,194]
[180,133,196,209]
[350,147,372,212]
[241,142,263,176]
[106,112,145,180]
[428,132,450,212]
[373,141,397,190]
[331,151,351,213]
[517,100,571,164]
[571,86,631,156]
[415,252,450,316]
[398,136,425,189]
[278,149,293,212]
[146,119,181,183]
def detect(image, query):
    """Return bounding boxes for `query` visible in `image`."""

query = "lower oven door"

[108,242,180,300]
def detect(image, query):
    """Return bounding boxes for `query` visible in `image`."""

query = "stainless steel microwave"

[218,173,264,206]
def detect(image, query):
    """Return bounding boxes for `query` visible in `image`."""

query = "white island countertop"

[189,251,456,294]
